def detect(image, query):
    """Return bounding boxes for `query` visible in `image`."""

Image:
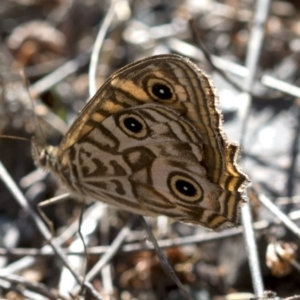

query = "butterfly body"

[32,54,249,230]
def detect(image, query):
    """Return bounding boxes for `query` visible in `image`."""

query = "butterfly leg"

[37,193,70,236]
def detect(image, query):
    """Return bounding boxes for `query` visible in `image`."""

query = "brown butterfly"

[32,54,249,230]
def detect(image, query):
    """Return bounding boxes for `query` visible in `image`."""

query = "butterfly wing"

[56,54,249,229]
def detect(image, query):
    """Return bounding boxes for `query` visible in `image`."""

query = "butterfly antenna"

[0,135,31,143]
[19,70,47,144]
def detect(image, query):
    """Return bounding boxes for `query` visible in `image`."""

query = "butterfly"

[32,54,249,230]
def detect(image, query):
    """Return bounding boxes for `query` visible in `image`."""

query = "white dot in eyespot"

[159,89,165,94]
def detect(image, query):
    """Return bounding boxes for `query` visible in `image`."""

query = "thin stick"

[0,273,69,300]
[72,219,134,295]
[0,161,103,300]
[241,203,264,297]
[77,202,89,295]
[88,0,119,97]
[189,19,245,94]
[0,220,271,257]
[240,0,272,296]
[259,193,300,238]
[139,216,194,300]
[0,277,46,300]
[168,38,300,99]
[29,52,90,99]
